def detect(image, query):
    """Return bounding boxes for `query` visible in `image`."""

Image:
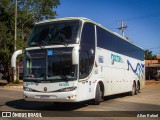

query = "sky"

[56,0,160,55]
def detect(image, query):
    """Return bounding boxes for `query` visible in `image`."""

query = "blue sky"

[56,0,160,55]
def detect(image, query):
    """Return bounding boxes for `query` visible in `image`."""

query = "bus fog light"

[23,87,33,92]
[23,95,27,98]
[67,95,77,99]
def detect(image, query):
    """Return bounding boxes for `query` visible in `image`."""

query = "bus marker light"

[23,95,27,98]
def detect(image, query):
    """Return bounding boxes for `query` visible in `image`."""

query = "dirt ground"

[145,80,160,86]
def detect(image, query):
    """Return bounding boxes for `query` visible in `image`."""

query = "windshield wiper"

[60,75,70,81]
[25,76,41,83]
[37,41,46,48]
[49,39,70,47]
[29,41,46,48]
[50,41,64,44]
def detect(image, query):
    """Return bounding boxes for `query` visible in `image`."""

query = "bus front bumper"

[23,91,77,102]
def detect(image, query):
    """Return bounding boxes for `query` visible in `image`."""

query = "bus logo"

[44,87,47,92]
[59,82,69,86]
[111,54,123,63]
[127,60,144,79]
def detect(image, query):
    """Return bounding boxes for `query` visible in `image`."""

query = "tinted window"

[25,51,46,80]
[28,20,81,46]
[97,26,144,61]
[79,22,95,79]
[81,23,95,47]
[47,50,77,80]
[24,48,77,81]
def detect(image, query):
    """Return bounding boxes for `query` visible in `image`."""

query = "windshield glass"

[24,48,77,81]
[47,50,77,80]
[28,20,81,47]
[25,52,46,80]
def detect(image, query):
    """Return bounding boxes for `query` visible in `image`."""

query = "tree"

[0,1,14,83]
[145,50,157,60]
[18,0,60,41]
[0,0,60,83]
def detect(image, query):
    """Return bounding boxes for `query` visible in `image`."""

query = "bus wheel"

[93,83,102,105]
[136,82,140,95]
[130,82,136,96]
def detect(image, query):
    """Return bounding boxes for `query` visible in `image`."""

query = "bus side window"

[79,51,89,79]
[79,22,95,79]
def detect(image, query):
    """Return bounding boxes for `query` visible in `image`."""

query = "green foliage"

[13,79,20,84]
[0,0,60,83]
[145,50,157,60]
[18,0,60,22]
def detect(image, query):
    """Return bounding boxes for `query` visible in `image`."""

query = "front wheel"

[93,84,102,105]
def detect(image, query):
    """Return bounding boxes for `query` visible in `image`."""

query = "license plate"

[40,95,49,99]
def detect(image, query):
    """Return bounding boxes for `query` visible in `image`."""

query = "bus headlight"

[23,87,33,92]
[58,86,77,92]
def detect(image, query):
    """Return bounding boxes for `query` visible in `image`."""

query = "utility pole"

[14,0,17,52]
[117,21,127,37]
[13,0,17,82]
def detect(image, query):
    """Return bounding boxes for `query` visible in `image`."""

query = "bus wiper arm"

[49,40,69,47]
[37,41,46,48]
[60,75,70,81]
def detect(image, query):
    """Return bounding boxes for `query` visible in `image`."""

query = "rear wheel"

[136,82,140,94]
[93,83,102,105]
[130,82,136,96]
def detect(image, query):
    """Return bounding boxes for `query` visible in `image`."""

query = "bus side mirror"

[72,46,79,65]
[11,50,23,68]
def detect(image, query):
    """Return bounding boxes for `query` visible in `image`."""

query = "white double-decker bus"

[20,17,144,105]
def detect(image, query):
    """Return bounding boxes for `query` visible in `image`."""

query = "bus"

[16,17,145,105]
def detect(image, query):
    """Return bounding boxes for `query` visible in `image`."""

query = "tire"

[135,82,140,95]
[54,102,61,104]
[93,83,102,105]
[129,82,136,96]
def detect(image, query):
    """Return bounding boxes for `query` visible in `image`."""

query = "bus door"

[78,22,96,99]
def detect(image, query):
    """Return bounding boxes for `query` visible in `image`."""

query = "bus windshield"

[24,49,77,81]
[28,20,81,47]
[25,52,46,80]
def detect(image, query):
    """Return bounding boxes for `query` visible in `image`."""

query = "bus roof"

[36,17,144,51]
